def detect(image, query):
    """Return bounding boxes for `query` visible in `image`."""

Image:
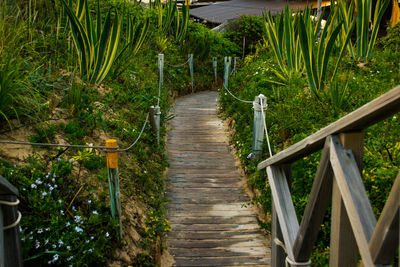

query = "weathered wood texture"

[258,85,400,169]
[329,133,364,267]
[166,91,270,266]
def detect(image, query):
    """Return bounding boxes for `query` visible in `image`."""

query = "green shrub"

[29,123,58,143]
[0,156,116,266]
[224,15,265,56]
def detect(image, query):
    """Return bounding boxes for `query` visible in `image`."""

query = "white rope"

[260,98,273,157]
[274,238,311,267]
[115,112,149,152]
[3,211,22,230]
[166,57,190,68]
[0,199,20,206]
[222,84,253,104]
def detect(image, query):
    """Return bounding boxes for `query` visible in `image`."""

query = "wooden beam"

[293,137,333,262]
[330,135,376,266]
[365,172,400,265]
[330,133,364,267]
[258,85,400,170]
[266,166,299,260]
[271,165,291,267]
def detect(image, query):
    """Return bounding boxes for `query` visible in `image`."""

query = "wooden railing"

[257,85,400,267]
[0,176,22,266]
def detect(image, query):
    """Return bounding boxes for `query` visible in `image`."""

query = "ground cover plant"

[0,0,238,265]
[219,11,400,266]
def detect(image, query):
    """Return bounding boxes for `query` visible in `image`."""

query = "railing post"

[330,132,364,267]
[189,53,194,93]
[150,106,161,149]
[271,165,292,267]
[0,176,23,267]
[223,56,231,89]
[106,140,122,239]
[213,57,217,84]
[158,54,164,104]
[252,94,267,159]
[232,56,239,74]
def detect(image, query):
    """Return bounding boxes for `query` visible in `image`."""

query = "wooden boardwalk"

[165,91,270,266]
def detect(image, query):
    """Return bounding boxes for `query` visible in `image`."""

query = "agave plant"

[298,10,355,98]
[60,0,122,84]
[150,0,190,42]
[264,7,304,81]
[334,0,390,62]
[175,0,190,42]
[112,13,150,78]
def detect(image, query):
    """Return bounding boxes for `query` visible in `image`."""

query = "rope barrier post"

[223,56,232,89]
[189,54,194,93]
[106,140,122,239]
[213,57,218,84]
[149,106,161,149]
[158,54,164,107]
[252,94,267,160]
[0,176,22,267]
[232,57,238,74]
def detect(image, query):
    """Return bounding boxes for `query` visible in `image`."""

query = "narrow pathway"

[165,91,271,266]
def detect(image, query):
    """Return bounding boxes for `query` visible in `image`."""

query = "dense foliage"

[219,14,400,266]
[0,0,237,265]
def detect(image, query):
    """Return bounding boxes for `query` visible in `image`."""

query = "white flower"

[75,226,83,233]
[37,229,43,234]
[92,211,98,215]
[67,256,73,261]
[66,246,71,250]
[66,222,70,227]
[35,240,40,249]
[31,184,37,189]
[88,200,92,204]
[52,254,59,262]
[105,232,109,237]
[36,179,42,185]
[60,210,64,215]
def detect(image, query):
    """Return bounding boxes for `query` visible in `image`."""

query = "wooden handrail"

[258,85,400,170]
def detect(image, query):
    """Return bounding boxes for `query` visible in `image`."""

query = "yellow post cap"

[106,139,118,169]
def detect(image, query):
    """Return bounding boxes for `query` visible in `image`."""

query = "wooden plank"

[168,210,256,217]
[266,166,299,260]
[330,135,376,266]
[271,164,291,267]
[167,230,263,240]
[293,137,333,262]
[168,239,267,249]
[258,85,400,170]
[168,216,258,225]
[173,256,269,266]
[364,172,400,265]
[167,182,241,188]
[169,247,268,257]
[330,133,363,267]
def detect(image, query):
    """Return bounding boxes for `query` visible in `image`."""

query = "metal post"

[223,56,231,89]
[252,94,267,159]
[150,106,161,149]
[189,54,194,93]
[158,54,164,106]
[106,140,122,238]
[213,57,218,84]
